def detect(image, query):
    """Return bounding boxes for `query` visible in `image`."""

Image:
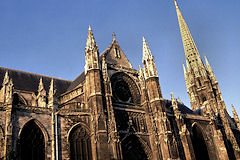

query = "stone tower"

[174,0,240,159]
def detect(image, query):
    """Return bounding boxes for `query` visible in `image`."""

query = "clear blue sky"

[0,0,239,116]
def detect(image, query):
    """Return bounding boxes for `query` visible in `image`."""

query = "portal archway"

[121,134,149,160]
[191,124,210,160]
[69,124,92,160]
[19,119,45,160]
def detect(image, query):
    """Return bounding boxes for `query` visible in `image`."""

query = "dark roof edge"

[0,66,72,82]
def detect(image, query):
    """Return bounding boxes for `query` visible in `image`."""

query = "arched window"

[111,72,141,105]
[69,125,92,160]
[191,124,210,160]
[19,120,45,160]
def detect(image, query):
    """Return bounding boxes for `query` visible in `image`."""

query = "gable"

[103,40,133,69]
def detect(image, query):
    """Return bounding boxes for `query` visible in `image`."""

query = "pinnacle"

[86,25,96,50]
[142,36,152,61]
[174,0,178,8]
[143,36,146,42]
[182,63,186,74]
[204,55,209,65]
[232,104,236,112]
[171,92,175,101]
[112,32,116,41]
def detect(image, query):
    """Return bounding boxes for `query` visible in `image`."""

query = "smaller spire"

[171,92,179,112]
[171,92,175,101]
[86,25,97,51]
[204,55,210,67]
[5,78,13,103]
[204,55,215,77]
[3,71,9,85]
[182,62,186,75]
[177,96,183,104]
[38,77,45,92]
[112,32,116,41]
[142,36,153,62]
[37,77,46,107]
[49,78,56,97]
[232,104,240,130]
[48,79,56,107]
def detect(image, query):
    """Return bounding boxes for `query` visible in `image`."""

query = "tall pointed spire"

[174,0,203,69]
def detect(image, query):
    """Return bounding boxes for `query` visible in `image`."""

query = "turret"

[142,37,162,99]
[84,25,100,74]
[84,26,110,159]
[142,37,158,79]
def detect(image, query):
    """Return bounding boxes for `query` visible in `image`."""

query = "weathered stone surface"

[0,1,239,160]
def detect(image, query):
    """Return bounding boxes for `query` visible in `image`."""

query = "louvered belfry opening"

[19,120,45,160]
[69,125,92,160]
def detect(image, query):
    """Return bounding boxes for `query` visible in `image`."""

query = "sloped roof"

[165,99,194,114]
[0,67,72,96]
[67,72,85,91]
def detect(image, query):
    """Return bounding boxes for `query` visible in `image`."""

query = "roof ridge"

[0,67,72,82]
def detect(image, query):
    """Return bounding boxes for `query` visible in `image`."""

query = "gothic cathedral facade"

[0,1,240,160]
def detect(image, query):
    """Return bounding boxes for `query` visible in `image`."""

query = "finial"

[112,32,116,41]
[138,64,141,70]
[204,54,209,65]
[143,36,146,42]
[174,0,178,8]
[177,97,182,103]
[171,92,175,101]
[88,25,92,31]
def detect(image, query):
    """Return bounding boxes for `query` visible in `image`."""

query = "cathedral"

[0,0,240,160]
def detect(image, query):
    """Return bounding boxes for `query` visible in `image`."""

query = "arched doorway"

[19,120,45,160]
[121,134,149,160]
[69,125,92,160]
[191,124,210,160]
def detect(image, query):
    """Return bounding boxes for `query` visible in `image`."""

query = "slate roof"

[67,72,85,91]
[165,99,194,114]
[0,67,72,96]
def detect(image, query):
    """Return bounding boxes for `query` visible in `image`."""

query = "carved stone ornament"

[37,78,47,107]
